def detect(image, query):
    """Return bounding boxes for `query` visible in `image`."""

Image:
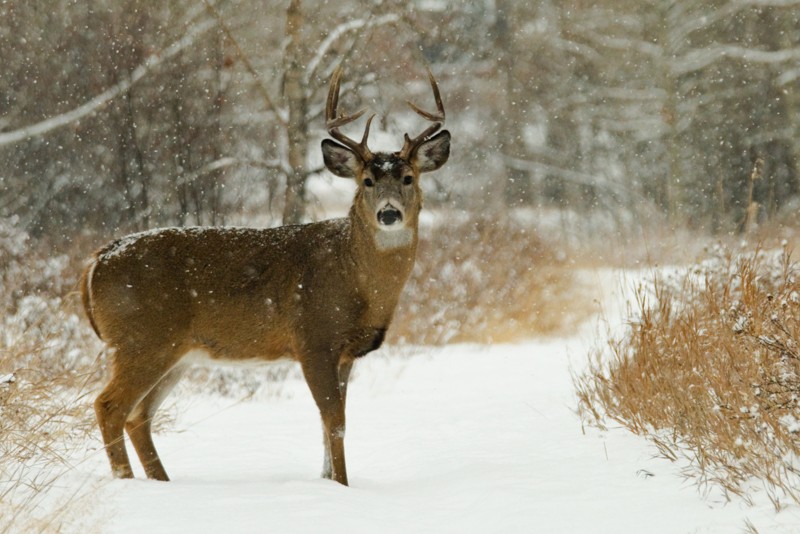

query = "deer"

[80,65,450,486]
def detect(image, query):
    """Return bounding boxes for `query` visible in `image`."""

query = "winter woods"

[3,3,800,528]
[1,0,799,241]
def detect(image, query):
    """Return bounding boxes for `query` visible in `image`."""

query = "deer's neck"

[347,207,418,323]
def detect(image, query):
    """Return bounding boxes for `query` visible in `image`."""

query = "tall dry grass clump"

[577,243,800,507]
[0,217,103,532]
[391,214,580,345]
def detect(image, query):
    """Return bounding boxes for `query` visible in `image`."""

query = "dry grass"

[0,218,105,532]
[576,242,800,508]
[0,349,101,533]
[391,215,584,345]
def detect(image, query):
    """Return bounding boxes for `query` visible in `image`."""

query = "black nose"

[378,206,403,226]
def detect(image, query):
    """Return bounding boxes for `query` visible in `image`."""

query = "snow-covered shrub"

[0,217,100,378]
[0,217,102,530]
[577,242,800,508]
[0,216,72,312]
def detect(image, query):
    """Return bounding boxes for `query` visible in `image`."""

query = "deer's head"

[321,67,450,241]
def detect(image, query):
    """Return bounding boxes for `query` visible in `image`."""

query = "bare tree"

[3,0,800,241]
[204,0,412,225]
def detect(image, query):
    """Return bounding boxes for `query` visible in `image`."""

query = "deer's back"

[83,221,359,361]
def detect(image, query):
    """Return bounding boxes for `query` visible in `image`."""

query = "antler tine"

[325,65,342,124]
[325,64,373,161]
[326,109,368,130]
[405,66,445,123]
[400,67,446,160]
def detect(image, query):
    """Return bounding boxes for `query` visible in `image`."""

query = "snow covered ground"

[43,270,800,532]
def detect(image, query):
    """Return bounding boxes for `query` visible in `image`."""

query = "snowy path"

[67,270,799,532]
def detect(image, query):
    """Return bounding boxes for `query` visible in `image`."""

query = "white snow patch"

[780,414,800,434]
[33,268,800,533]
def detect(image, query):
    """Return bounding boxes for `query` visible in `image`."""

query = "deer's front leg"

[301,355,348,486]
[320,358,354,479]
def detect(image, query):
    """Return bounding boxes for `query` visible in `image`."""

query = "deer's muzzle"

[377,204,403,227]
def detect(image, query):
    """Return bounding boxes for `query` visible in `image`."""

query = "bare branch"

[0,18,216,147]
[305,13,400,85]
[178,157,289,186]
[675,0,800,42]
[674,44,800,76]
[202,0,288,126]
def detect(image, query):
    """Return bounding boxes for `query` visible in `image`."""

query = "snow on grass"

[39,269,800,532]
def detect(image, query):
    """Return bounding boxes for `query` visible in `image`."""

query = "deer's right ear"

[322,139,360,178]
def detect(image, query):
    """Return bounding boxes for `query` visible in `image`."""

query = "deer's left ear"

[414,130,450,173]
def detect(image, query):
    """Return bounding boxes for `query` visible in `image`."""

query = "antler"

[399,67,446,160]
[326,65,374,162]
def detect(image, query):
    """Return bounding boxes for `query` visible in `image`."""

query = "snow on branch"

[177,156,288,186]
[551,37,604,63]
[582,31,663,58]
[675,44,800,75]
[305,13,400,84]
[675,0,800,42]
[0,18,216,148]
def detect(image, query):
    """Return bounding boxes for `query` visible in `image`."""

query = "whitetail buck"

[80,66,450,486]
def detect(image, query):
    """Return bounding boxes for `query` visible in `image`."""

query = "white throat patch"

[374,228,413,250]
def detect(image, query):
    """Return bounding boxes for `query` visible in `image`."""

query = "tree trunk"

[495,0,533,207]
[282,0,309,225]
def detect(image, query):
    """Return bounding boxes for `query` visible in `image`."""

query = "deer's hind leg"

[95,345,182,480]
[125,363,187,481]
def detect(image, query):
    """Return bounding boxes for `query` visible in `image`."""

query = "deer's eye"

[364,178,375,187]
[403,175,413,185]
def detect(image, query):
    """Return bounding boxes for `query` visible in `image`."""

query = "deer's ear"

[414,130,450,173]
[322,139,360,178]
